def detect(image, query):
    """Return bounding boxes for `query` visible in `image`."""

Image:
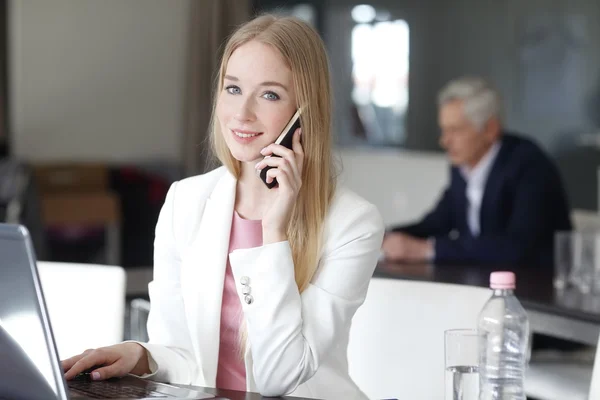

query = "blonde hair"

[209,15,337,352]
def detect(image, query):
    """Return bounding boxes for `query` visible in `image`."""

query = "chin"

[229,148,262,164]
[447,154,459,164]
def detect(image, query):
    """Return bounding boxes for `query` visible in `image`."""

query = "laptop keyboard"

[68,377,172,399]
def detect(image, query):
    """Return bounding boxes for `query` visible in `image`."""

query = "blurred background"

[3,2,600,398]
[1,0,600,300]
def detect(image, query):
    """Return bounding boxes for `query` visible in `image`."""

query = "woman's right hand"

[62,342,151,381]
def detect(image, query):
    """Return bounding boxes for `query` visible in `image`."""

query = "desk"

[375,262,600,346]
[179,385,318,400]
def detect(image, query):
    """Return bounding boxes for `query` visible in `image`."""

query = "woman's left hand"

[255,128,303,244]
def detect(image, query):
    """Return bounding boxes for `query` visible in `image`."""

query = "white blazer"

[137,166,384,399]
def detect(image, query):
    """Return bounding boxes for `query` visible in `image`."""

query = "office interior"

[2,1,600,399]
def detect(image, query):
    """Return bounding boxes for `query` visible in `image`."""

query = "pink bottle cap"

[490,271,516,289]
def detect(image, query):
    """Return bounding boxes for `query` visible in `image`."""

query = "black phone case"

[260,115,301,189]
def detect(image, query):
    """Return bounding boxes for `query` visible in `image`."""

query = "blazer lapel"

[180,170,236,386]
[450,169,470,235]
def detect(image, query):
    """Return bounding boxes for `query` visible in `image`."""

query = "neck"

[235,160,272,220]
[465,142,495,170]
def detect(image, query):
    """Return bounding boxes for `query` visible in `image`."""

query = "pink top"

[215,211,262,391]
[490,271,516,289]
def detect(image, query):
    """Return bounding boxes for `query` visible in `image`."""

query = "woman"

[62,14,384,399]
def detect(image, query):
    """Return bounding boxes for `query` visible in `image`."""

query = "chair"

[0,160,47,258]
[34,163,122,266]
[37,261,126,359]
[526,358,594,400]
[589,337,600,398]
[526,329,600,400]
[347,277,491,400]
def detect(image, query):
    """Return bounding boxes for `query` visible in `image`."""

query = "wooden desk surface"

[179,385,318,400]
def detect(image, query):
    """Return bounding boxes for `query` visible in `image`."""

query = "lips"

[233,129,261,138]
[230,129,263,143]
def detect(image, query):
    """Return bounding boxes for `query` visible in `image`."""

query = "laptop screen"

[0,225,66,400]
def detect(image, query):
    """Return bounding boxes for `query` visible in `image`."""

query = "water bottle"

[478,271,529,400]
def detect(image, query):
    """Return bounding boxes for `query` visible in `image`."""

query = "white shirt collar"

[460,141,502,185]
[460,141,502,236]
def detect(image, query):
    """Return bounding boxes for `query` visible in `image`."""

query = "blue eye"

[225,85,241,95]
[262,91,280,101]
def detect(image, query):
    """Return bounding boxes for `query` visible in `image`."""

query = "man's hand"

[382,232,433,262]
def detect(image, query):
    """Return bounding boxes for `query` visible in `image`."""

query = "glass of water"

[570,231,600,294]
[554,231,573,290]
[445,329,479,400]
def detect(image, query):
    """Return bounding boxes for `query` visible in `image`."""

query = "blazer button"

[242,285,251,295]
[240,276,250,286]
[244,294,254,305]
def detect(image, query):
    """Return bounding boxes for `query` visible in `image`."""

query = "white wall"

[9,0,190,163]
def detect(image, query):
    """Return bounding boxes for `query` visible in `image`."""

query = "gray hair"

[437,77,502,130]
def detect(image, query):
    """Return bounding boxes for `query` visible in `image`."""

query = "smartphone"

[259,108,302,189]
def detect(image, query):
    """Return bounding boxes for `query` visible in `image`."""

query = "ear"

[484,117,501,141]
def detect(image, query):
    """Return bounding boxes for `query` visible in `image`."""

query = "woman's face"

[216,40,298,164]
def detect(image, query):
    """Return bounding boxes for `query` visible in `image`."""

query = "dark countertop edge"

[373,268,600,324]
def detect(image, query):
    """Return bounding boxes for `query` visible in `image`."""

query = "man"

[382,77,572,266]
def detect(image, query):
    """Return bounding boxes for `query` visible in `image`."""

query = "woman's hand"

[62,342,150,381]
[256,128,303,244]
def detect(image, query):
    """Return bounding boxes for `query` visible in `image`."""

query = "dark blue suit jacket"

[392,134,572,267]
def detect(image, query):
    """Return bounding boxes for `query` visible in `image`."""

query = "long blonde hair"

[209,14,336,341]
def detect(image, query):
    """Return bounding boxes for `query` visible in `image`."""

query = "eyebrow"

[224,75,289,91]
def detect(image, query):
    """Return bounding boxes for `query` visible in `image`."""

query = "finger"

[260,143,301,184]
[62,349,93,372]
[292,127,302,154]
[89,361,127,381]
[291,128,304,171]
[266,168,295,192]
[387,246,404,261]
[256,157,295,184]
[62,354,84,372]
[64,351,109,381]
[261,141,303,183]
[261,143,295,161]
[382,240,393,253]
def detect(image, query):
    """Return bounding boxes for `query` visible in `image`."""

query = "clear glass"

[571,231,600,294]
[445,329,480,400]
[554,230,573,290]
[554,231,600,294]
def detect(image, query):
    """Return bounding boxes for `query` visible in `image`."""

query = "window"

[253,1,409,146]
[350,4,409,145]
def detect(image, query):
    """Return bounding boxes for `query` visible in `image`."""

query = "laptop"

[0,224,227,400]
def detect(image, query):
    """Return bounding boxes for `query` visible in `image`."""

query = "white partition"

[337,148,448,227]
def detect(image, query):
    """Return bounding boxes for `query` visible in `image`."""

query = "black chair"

[0,159,47,259]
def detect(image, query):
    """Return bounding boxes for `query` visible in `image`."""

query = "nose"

[234,97,256,123]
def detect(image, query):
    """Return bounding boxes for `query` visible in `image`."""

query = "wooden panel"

[33,163,109,193]
[41,192,120,226]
